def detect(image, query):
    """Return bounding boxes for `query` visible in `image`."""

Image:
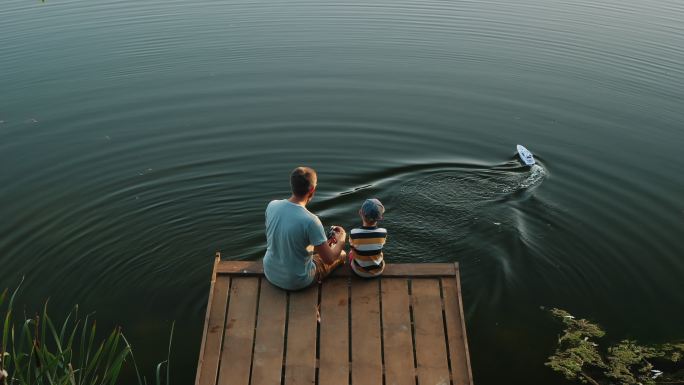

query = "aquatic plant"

[0,281,173,385]
[546,308,684,385]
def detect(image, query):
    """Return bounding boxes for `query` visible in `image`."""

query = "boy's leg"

[312,251,346,284]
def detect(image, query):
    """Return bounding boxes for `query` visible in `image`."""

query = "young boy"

[349,198,387,278]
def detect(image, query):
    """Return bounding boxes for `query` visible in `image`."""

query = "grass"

[0,279,173,385]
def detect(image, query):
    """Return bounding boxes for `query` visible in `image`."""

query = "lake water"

[1,0,683,383]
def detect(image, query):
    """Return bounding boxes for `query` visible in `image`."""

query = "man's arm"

[314,226,347,265]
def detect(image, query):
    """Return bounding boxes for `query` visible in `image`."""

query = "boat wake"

[336,156,548,201]
[501,163,547,194]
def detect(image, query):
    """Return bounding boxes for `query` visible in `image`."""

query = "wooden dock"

[195,254,473,385]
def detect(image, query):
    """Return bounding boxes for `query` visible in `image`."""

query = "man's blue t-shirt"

[263,199,327,290]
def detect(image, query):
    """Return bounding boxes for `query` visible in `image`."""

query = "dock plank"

[351,279,383,385]
[412,279,451,385]
[442,276,473,385]
[216,261,457,277]
[196,275,230,385]
[284,286,319,385]
[250,280,288,385]
[217,277,260,385]
[319,278,350,385]
[381,279,416,385]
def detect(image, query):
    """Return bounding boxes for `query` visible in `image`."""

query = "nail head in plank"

[411,279,451,385]
[196,274,230,385]
[251,280,288,385]
[381,278,416,385]
[442,275,473,385]
[217,277,260,385]
[284,286,319,385]
[351,279,383,385]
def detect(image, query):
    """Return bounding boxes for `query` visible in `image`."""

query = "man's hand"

[315,226,347,265]
[331,226,347,243]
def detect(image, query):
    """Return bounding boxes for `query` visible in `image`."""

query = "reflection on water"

[1,0,684,383]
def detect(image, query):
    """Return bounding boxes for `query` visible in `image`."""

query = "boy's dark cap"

[361,198,384,221]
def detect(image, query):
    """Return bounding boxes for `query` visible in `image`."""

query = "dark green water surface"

[1,0,683,383]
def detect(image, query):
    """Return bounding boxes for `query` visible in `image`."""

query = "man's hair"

[290,167,317,197]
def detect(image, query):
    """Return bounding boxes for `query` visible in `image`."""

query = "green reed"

[546,308,684,385]
[0,281,172,385]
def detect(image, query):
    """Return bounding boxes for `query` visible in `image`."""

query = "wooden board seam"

[246,277,263,385]
[439,277,456,385]
[455,262,474,384]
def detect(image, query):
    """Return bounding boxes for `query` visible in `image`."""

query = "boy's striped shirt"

[349,226,387,277]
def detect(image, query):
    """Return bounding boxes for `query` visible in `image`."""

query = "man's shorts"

[311,254,345,284]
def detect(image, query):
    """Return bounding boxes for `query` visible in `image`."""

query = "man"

[263,166,347,290]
